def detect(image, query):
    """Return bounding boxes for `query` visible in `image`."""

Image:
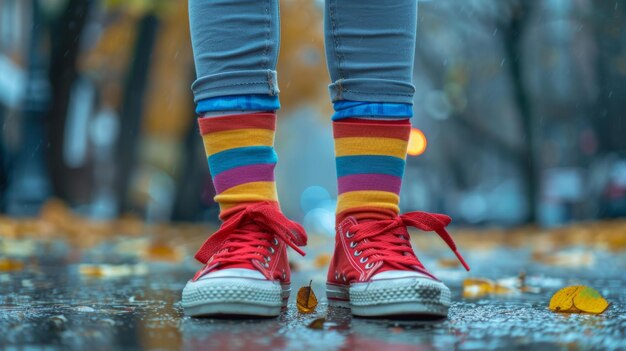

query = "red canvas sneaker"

[182,202,307,317]
[326,211,469,317]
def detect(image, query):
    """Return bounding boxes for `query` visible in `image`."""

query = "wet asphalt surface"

[0,231,625,351]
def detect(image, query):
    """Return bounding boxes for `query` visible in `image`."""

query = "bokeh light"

[407,128,428,156]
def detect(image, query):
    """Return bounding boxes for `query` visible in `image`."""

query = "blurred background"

[1,0,625,233]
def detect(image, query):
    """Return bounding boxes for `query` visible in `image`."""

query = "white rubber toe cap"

[195,268,266,281]
[371,269,438,281]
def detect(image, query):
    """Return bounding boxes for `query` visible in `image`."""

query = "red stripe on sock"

[198,112,276,134]
[333,118,411,140]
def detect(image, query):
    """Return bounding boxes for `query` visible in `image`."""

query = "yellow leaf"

[462,278,495,298]
[549,286,582,312]
[549,285,609,314]
[296,280,318,314]
[572,286,609,314]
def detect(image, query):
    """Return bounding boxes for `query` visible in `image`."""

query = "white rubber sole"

[182,276,289,317]
[326,276,451,317]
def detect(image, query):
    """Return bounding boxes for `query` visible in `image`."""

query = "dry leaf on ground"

[463,272,538,298]
[307,318,326,330]
[78,263,148,278]
[549,285,609,314]
[313,253,332,268]
[533,251,595,268]
[0,258,24,271]
[296,280,318,313]
[144,243,182,262]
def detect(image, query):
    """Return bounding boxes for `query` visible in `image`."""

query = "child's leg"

[324,0,417,221]
[188,0,283,218]
[183,0,306,318]
[324,0,468,318]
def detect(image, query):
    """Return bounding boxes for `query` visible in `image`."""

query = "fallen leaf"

[462,278,497,298]
[307,318,325,330]
[533,251,595,268]
[549,285,609,314]
[296,280,318,313]
[0,258,24,271]
[573,286,609,314]
[437,258,461,268]
[549,286,581,312]
[78,263,148,278]
[144,243,182,262]
[313,253,332,268]
[463,272,537,298]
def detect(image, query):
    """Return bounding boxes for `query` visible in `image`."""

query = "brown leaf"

[144,243,181,262]
[296,280,318,313]
[307,318,325,330]
[0,258,24,271]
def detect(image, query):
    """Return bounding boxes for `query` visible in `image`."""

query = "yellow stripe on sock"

[336,190,400,215]
[202,128,275,156]
[215,181,278,211]
[334,137,408,158]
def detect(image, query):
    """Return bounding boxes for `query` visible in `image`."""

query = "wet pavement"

[1,223,625,350]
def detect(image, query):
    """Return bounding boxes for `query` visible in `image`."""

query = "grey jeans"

[188,0,417,105]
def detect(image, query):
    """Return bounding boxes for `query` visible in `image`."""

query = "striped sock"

[333,118,411,222]
[198,112,279,219]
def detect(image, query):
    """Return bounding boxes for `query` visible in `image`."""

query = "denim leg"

[188,0,281,104]
[324,0,417,104]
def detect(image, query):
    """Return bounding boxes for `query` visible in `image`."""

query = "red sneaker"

[182,202,307,317]
[326,211,469,317]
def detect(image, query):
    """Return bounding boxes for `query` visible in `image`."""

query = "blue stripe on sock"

[208,146,278,176]
[336,155,405,178]
[196,95,280,114]
[332,101,413,120]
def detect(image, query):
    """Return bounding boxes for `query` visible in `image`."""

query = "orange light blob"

[407,128,427,156]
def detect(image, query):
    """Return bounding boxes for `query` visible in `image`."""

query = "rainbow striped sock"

[333,118,411,222]
[198,112,279,219]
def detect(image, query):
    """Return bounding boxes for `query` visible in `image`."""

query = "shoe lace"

[195,202,307,266]
[348,211,470,271]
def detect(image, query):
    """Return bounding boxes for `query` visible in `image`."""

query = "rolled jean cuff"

[331,101,413,120]
[328,78,416,104]
[191,69,280,103]
[196,95,280,114]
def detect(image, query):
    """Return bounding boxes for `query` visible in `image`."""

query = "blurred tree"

[47,0,93,202]
[497,0,537,223]
[592,0,626,153]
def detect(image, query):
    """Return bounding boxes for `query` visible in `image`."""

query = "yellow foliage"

[549,286,609,314]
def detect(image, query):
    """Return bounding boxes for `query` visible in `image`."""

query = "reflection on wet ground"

[1,227,625,350]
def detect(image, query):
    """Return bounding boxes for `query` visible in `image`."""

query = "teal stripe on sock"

[336,155,405,178]
[208,146,278,176]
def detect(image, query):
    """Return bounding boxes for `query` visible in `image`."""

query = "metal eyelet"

[265,256,271,263]
[282,270,287,280]
[354,250,362,257]
[342,274,347,282]
[365,262,374,269]
[272,238,279,245]
[269,247,275,254]
[359,257,368,263]
[345,231,354,238]
[334,271,340,280]
[263,262,270,268]
[350,241,357,248]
